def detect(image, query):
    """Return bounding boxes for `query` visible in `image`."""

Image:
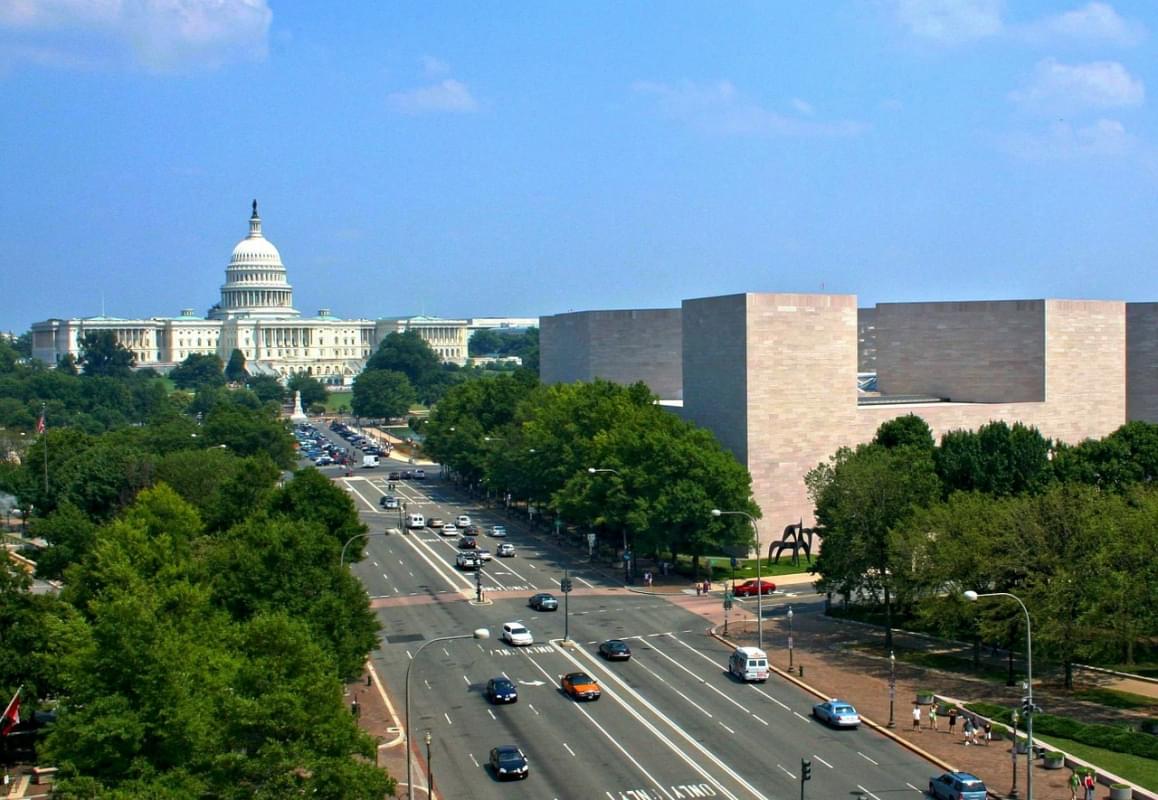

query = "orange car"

[560,671,601,701]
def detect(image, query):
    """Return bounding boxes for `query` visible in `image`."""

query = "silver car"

[811,699,860,728]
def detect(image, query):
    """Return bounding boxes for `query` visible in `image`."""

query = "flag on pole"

[1,687,20,735]
[36,411,45,435]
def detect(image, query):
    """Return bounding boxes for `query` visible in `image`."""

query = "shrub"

[964,703,1158,761]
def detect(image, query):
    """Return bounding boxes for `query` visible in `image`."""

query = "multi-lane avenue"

[317,437,937,799]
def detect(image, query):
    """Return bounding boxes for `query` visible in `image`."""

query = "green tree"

[78,332,135,378]
[468,328,503,356]
[245,375,285,405]
[224,349,248,383]
[873,414,934,450]
[936,421,1053,498]
[201,401,296,468]
[287,372,327,409]
[56,353,79,375]
[364,330,441,386]
[169,353,226,391]
[1052,421,1158,492]
[350,369,414,419]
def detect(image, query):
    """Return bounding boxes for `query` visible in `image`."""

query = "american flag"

[1,687,20,736]
[36,411,45,434]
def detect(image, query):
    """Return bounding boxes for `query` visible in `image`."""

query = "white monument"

[290,390,308,422]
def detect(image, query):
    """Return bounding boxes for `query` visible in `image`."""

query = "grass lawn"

[675,554,816,580]
[1072,687,1157,712]
[1038,735,1158,791]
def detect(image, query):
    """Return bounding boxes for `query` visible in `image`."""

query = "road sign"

[560,577,573,594]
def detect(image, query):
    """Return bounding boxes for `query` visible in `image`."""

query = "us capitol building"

[31,202,531,381]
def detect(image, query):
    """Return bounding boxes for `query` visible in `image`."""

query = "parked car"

[486,677,518,704]
[529,593,558,611]
[490,525,508,538]
[496,543,516,558]
[928,772,987,800]
[811,699,860,728]
[598,639,632,661]
[489,745,529,780]
[560,671,601,701]
[501,622,533,647]
[733,579,777,597]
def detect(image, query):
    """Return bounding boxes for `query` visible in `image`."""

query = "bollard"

[798,664,804,678]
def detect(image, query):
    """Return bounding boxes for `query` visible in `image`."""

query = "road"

[307,431,940,799]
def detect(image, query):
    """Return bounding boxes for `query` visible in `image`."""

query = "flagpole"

[40,404,48,495]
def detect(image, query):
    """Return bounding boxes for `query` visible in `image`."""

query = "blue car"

[811,699,860,728]
[928,771,987,800]
[485,677,518,705]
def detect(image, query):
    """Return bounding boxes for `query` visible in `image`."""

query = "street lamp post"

[405,628,490,800]
[787,606,794,670]
[965,590,1033,800]
[588,468,630,583]
[711,509,763,650]
[424,730,433,799]
[887,650,896,728]
[1010,709,1020,799]
[341,531,388,568]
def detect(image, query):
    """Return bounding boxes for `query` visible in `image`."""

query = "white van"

[362,454,379,468]
[407,512,425,529]
[728,646,769,683]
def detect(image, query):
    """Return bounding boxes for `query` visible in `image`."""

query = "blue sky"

[2,1,1156,334]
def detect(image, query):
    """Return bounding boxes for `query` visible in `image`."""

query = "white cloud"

[1003,118,1133,160]
[1023,3,1144,47]
[892,0,1004,44]
[632,80,865,137]
[791,97,815,116]
[0,0,272,72]
[387,78,479,115]
[1010,58,1144,114]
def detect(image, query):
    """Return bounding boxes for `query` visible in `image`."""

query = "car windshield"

[959,780,983,789]
[510,626,527,635]
[608,641,625,650]
[497,750,523,764]
[493,680,513,690]
[835,706,855,714]
[569,673,592,683]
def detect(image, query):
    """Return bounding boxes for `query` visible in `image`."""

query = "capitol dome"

[210,201,300,320]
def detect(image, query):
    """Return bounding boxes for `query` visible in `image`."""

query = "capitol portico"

[31,202,481,380]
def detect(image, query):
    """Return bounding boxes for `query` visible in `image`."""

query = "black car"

[400,469,413,479]
[489,745,529,780]
[598,639,632,661]
[486,677,518,704]
[458,536,478,549]
[388,471,401,481]
[528,592,559,611]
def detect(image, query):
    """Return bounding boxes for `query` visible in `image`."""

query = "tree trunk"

[1064,659,1073,690]
[972,635,981,670]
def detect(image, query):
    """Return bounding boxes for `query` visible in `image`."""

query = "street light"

[787,606,794,670]
[711,509,763,650]
[340,531,388,568]
[588,467,630,583]
[406,628,490,800]
[965,590,1033,800]
[887,650,896,728]
[424,730,433,799]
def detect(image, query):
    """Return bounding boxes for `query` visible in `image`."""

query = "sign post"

[586,532,597,561]
[560,572,573,642]
[723,591,734,636]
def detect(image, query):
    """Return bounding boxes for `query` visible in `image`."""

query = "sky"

[2,0,1157,334]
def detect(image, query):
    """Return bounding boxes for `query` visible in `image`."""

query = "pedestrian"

[703,579,711,595]
[928,703,938,731]
[983,720,992,745]
[962,716,974,746]
[1068,770,1081,800]
[947,706,958,735]
[911,703,921,731]
[1083,772,1096,800]
[696,581,702,597]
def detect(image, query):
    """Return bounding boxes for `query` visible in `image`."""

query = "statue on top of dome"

[252,199,258,216]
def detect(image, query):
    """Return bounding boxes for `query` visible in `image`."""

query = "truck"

[362,454,379,468]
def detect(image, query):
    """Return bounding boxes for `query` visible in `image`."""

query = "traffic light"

[560,577,573,593]
[1021,696,1032,714]
[801,759,812,781]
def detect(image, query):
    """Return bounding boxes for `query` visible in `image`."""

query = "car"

[489,745,529,780]
[455,552,481,570]
[440,523,458,536]
[560,671,601,701]
[733,579,777,597]
[529,592,559,611]
[414,469,426,479]
[501,622,533,646]
[388,471,401,481]
[427,517,445,528]
[496,543,516,558]
[811,699,860,728]
[928,772,988,800]
[314,455,333,466]
[485,677,518,704]
[463,524,481,536]
[598,639,632,661]
[400,469,413,479]
[378,495,399,508]
[476,548,493,562]
[458,536,477,549]
[490,525,508,538]
[456,515,472,527]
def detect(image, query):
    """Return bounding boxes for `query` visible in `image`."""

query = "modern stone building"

[542,293,1154,532]
[30,203,473,379]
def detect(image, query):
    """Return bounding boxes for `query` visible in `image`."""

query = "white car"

[497,543,516,557]
[501,622,533,647]
[440,523,458,536]
[476,548,493,562]
[456,515,472,527]
[491,525,508,538]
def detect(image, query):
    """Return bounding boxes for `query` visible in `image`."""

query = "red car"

[733,579,776,597]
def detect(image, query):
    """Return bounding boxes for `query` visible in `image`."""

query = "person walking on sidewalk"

[911,703,921,732]
[928,704,938,731]
[962,716,974,746]
[1068,770,1081,800]
[1083,771,1096,800]
[947,706,958,735]
[982,720,992,745]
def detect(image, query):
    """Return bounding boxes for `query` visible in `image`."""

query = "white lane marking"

[906,782,921,793]
[395,529,473,591]
[443,712,452,725]
[372,560,380,567]
[857,752,879,766]
[718,722,735,734]
[487,709,496,720]
[752,715,769,726]
[550,644,765,800]
[812,754,833,769]
[463,675,470,685]
[528,703,540,716]
[345,481,382,511]
[468,753,479,767]
[381,573,389,583]
[776,764,795,780]
[528,563,538,569]
[793,711,810,723]
[667,636,794,712]
[574,573,595,588]
[627,654,715,719]
[856,786,882,800]
[518,658,677,800]
[563,742,576,757]
[642,637,753,716]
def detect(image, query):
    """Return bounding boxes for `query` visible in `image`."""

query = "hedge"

[965,702,1158,761]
